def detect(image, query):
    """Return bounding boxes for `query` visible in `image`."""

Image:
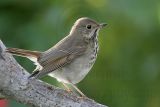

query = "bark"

[0,40,107,107]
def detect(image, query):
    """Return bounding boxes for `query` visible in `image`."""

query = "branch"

[0,40,107,107]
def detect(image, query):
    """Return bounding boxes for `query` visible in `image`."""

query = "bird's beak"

[99,23,107,28]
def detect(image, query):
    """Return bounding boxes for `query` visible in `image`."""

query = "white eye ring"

[86,24,92,29]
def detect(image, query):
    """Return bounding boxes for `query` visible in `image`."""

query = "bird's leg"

[70,83,86,97]
[62,82,72,92]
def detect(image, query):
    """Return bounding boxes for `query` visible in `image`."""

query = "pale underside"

[48,46,97,84]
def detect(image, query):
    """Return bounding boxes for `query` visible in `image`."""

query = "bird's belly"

[49,50,96,84]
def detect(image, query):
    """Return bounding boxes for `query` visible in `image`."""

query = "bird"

[6,17,107,97]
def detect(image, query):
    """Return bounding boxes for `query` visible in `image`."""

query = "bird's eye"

[86,24,92,29]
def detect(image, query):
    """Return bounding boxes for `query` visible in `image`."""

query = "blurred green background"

[0,0,160,107]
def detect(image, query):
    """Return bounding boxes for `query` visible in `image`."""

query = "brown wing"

[32,46,86,79]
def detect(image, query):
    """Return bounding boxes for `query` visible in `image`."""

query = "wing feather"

[33,46,86,78]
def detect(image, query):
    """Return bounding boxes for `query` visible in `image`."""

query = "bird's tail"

[5,48,41,61]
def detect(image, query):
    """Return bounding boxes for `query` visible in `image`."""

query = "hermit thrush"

[6,17,107,97]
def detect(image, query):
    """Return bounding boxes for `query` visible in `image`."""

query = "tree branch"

[0,40,107,107]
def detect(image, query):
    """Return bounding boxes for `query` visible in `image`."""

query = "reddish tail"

[5,48,41,59]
